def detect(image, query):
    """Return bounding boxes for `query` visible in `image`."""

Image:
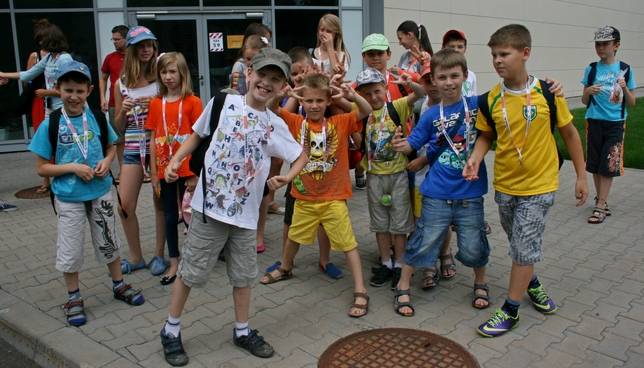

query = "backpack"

[586,61,631,120]
[359,101,417,162]
[478,79,564,169]
[48,107,124,215]
[188,91,226,223]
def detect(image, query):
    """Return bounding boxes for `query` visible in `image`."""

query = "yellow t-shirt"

[476,79,573,196]
[361,97,412,175]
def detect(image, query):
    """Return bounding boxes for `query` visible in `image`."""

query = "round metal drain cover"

[318,328,480,368]
[14,186,50,199]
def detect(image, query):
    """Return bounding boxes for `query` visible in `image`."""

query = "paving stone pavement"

[1,151,643,368]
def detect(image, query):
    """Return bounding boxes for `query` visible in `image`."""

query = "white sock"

[164,315,181,338]
[235,321,249,337]
[381,258,392,269]
[393,260,402,269]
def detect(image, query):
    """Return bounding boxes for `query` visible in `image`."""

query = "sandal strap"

[473,283,489,292]
[353,292,369,301]
[395,288,411,297]
[64,299,84,316]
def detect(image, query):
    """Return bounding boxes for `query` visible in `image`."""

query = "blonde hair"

[316,13,351,65]
[121,39,158,88]
[302,73,332,97]
[157,52,193,99]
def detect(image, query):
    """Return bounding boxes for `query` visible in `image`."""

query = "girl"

[396,20,433,78]
[312,13,350,76]
[113,26,166,276]
[229,34,269,95]
[146,52,202,285]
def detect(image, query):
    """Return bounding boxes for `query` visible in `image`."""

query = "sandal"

[588,207,607,224]
[120,258,147,274]
[348,292,369,318]
[113,283,145,306]
[267,202,285,215]
[265,261,282,273]
[148,256,168,276]
[319,262,344,279]
[260,267,293,285]
[440,252,457,279]
[160,274,177,286]
[394,288,415,317]
[594,197,611,216]
[421,267,440,290]
[35,185,50,194]
[472,283,491,310]
[63,298,87,327]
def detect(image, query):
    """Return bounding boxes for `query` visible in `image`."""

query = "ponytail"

[397,20,433,56]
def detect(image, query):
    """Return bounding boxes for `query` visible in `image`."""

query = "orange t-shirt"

[145,95,203,179]
[279,109,362,201]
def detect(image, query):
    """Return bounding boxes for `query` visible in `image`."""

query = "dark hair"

[39,24,69,53]
[397,20,433,56]
[244,22,272,39]
[111,25,129,38]
[288,46,313,64]
[58,72,91,87]
[488,24,531,50]
[431,48,467,76]
[32,19,50,44]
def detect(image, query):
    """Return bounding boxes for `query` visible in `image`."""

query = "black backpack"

[189,91,226,223]
[478,79,564,169]
[586,61,631,120]
[48,107,124,215]
[359,102,417,161]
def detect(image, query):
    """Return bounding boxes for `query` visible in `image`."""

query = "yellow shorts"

[412,186,423,218]
[289,200,357,252]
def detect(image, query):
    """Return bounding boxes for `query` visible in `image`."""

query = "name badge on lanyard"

[162,96,183,159]
[62,108,89,163]
[438,96,472,167]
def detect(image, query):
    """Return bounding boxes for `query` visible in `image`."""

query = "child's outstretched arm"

[267,151,308,191]
[463,130,494,181]
[394,74,426,106]
[336,83,372,119]
[558,123,588,206]
[165,132,202,183]
[35,156,95,182]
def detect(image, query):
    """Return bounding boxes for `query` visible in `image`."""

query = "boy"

[260,73,373,319]
[28,60,145,328]
[392,48,490,317]
[442,30,477,97]
[159,48,308,366]
[463,24,588,337]
[354,67,425,289]
[581,26,636,224]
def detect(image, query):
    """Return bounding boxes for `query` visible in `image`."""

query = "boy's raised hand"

[266,175,289,191]
[462,158,480,181]
[586,84,602,96]
[74,163,95,182]
[392,73,412,87]
[392,126,412,154]
[544,77,565,97]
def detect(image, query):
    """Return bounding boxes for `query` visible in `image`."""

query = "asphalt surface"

[0,336,40,368]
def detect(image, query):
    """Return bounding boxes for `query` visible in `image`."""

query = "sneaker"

[391,267,402,290]
[160,328,189,367]
[527,284,558,314]
[477,309,519,337]
[369,265,392,287]
[233,329,275,358]
[355,175,366,190]
[0,200,17,212]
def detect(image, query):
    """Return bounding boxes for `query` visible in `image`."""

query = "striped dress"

[118,79,159,165]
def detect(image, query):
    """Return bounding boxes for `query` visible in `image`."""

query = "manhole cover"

[14,186,50,199]
[318,328,480,368]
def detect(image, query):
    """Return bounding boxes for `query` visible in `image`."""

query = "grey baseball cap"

[594,26,620,42]
[250,48,291,79]
[355,67,386,88]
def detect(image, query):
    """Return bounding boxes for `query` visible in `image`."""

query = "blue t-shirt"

[407,95,487,200]
[581,61,637,121]
[29,107,118,202]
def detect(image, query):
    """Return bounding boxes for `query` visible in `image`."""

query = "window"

[0,13,23,141]
[203,0,270,6]
[275,0,338,5]
[127,0,198,6]
[275,9,338,52]
[13,0,92,9]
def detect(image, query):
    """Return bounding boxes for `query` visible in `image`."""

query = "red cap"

[442,29,467,47]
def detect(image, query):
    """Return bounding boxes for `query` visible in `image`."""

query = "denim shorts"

[495,191,555,265]
[404,196,490,269]
[123,153,149,166]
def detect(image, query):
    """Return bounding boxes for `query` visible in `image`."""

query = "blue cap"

[56,60,92,83]
[126,26,157,46]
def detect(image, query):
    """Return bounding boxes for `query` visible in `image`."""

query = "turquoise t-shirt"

[29,107,118,202]
[581,61,637,122]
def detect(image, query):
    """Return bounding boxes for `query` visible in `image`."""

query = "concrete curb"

[0,289,135,368]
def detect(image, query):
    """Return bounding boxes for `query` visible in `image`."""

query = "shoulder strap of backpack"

[387,102,401,127]
[538,79,557,133]
[477,92,496,138]
[587,62,598,107]
[47,109,63,215]
[620,61,630,120]
[199,92,227,223]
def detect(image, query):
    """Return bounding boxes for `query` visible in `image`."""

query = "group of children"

[5,12,635,367]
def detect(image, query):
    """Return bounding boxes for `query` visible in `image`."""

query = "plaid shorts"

[495,191,555,265]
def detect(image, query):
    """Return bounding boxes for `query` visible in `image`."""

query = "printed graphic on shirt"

[433,109,478,170]
[299,123,338,181]
[204,103,272,218]
[367,120,397,162]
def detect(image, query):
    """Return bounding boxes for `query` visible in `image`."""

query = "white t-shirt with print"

[191,94,302,229]
[462,69,477,97]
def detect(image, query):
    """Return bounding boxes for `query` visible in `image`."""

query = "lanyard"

[300,118,327,161]
[500,77,533,164]
[61,108,89,162]
[384,71,393,102]
[161,96,183,159]
[438,96,472,166]
[131,102,148,175]
[365,104,388,171]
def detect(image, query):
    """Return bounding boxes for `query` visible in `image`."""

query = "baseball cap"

[126,26,157,46]
[355,67,385,88]
[250,48,291,79]
[442,29,467,47]
[594,26,620,42]
[56,60,92,83]
[361,33,390,53]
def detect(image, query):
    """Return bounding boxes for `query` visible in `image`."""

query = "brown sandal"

[588,207,607,224]
[348,292,369,318]
[421,267,440,290]
[260,268,293,285]
[439,252,456,279]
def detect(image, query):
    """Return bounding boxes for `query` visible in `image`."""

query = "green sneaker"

[477,309,519,337]
[527,284,557,314]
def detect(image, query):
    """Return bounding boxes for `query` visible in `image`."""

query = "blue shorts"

[123,153,149,166]
[404,196,490,269]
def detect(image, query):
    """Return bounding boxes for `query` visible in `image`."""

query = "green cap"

[362,33,390,53]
